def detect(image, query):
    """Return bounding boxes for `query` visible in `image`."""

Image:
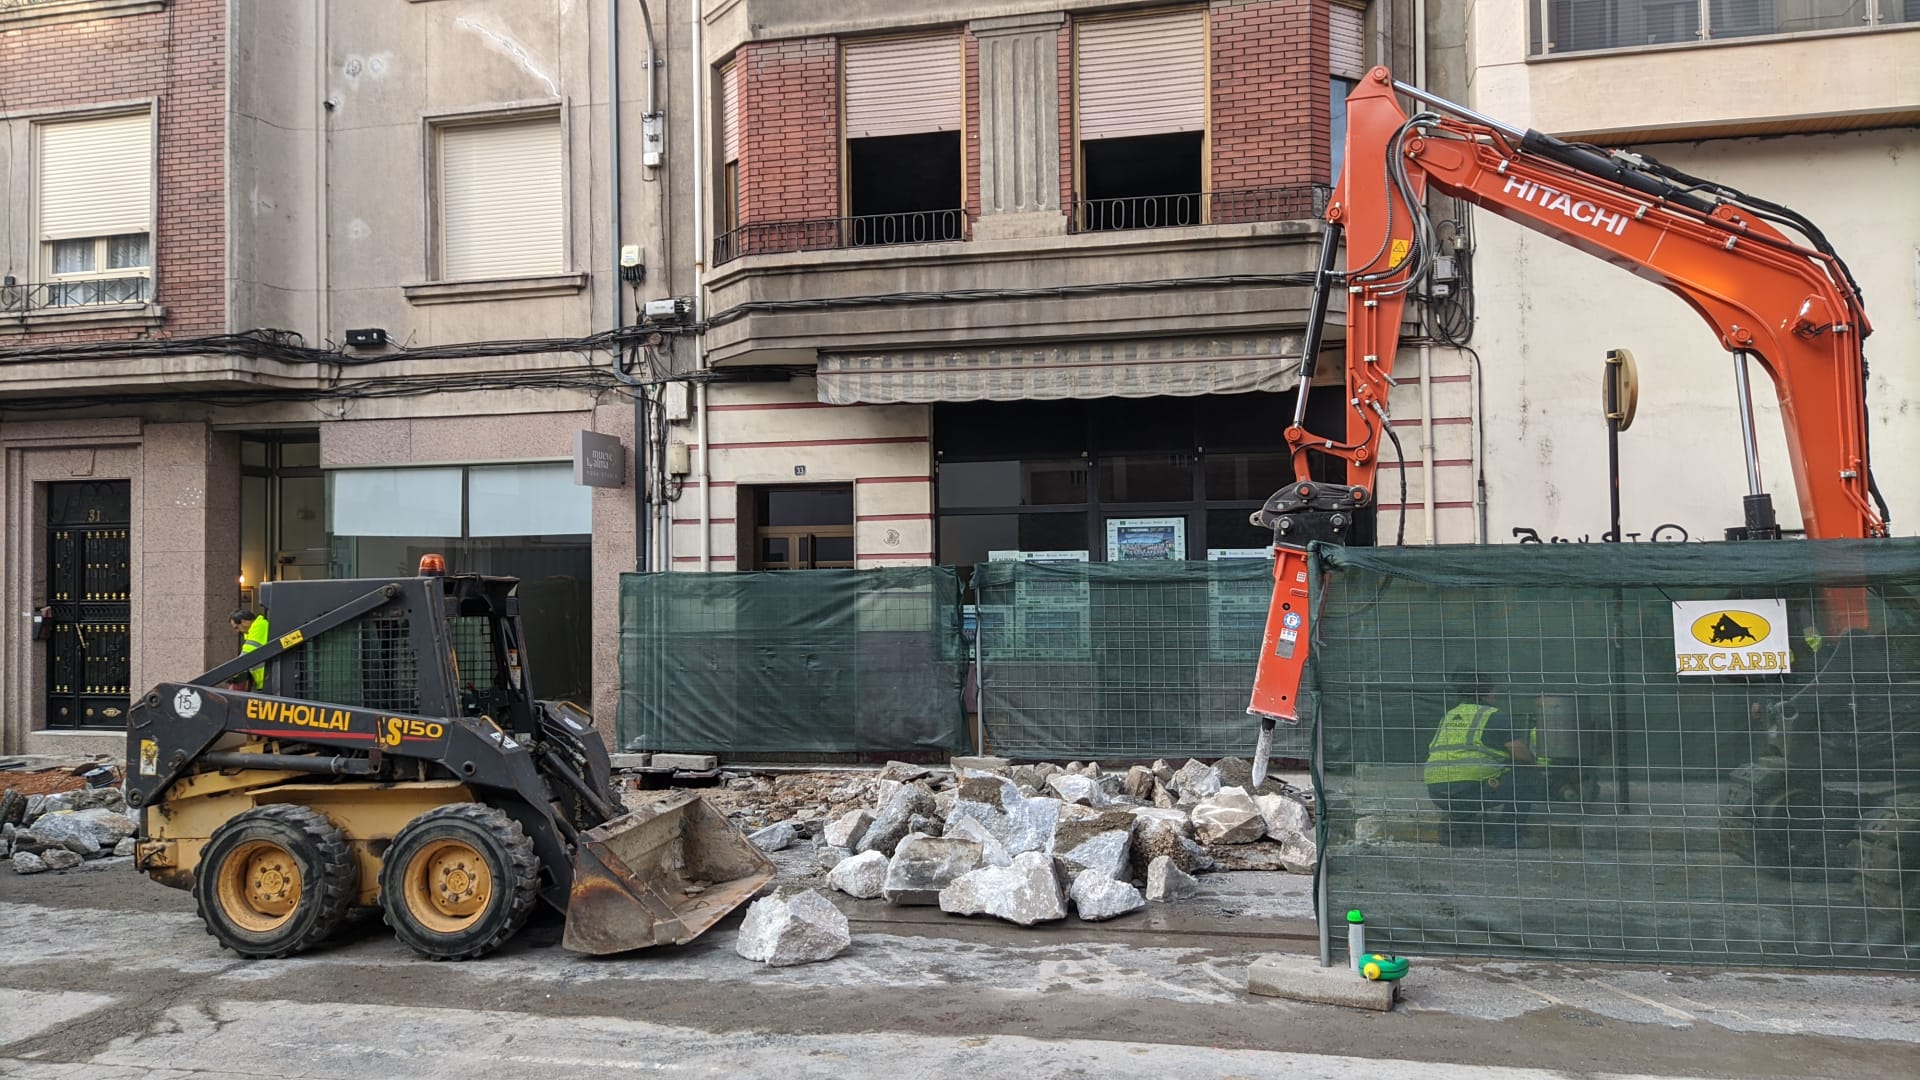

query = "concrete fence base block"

[652,753,719,771]
[1246,954,1396,1012]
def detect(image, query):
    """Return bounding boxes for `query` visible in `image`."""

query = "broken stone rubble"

[944,814,1011,867]
[1056,831,1131,883]
[938,851,1067,926]
[1190,787,1266,846]
[748,821,797,853]
[1255,792,1311,843]
[883,834,984,905]
[1145,855,1200,901]
[855,782,936,857]
[827,850,888,899]
[1171,759,1223,802]
[822,809,872,850]
[1069,868,1145,921]
[734,888,851,966]
[1045,774,1102,807]
[1129,809,1215,875]
[944,778,1060,858]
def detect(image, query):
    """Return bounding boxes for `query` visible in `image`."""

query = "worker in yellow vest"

[228,607,269,691]
[1425,673,1545,847]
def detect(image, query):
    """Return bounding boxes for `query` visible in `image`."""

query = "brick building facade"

[0,0,226,344]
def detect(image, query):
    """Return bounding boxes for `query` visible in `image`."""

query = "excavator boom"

[1247,68,1886,726]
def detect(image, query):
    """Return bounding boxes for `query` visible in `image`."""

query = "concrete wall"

[1471,16,1920,141]
[229,0,322,338]
[667,378,934,569]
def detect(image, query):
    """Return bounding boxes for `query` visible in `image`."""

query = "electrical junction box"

[642,114,665,168]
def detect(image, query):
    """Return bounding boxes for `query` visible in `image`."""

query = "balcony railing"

[714,209,968,265]
[1069,184,1332,234]
[0,276,153,314]
[1535,0,1917,55]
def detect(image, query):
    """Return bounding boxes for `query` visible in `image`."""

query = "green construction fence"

[618,568,968,755]
[971,559,1310,762]
[1308,539,1920,971]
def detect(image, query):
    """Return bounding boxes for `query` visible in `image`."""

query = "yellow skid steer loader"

[125,558,772,961]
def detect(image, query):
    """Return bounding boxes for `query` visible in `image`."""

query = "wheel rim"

[216,839,302,933]
[402,838,494,933]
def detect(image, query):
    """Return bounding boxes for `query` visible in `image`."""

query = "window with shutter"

[721,62,743,238]
[1073,10,1207,233]
[34,110,154,307]
[1330,3,1367,81]
[436,115,565,281]
[841,34,965,247]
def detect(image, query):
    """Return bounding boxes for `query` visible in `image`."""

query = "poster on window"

[987,550,1090,563]
[1105,517,1186,561]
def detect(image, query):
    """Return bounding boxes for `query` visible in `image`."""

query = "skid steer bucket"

[561,791,777,955]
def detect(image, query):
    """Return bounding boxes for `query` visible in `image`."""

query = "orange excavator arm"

[1245,68,1888,729]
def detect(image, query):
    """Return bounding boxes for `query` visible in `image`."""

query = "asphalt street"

[0,853,1914,1079]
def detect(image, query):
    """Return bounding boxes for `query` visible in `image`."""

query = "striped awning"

[816,334,1307,404]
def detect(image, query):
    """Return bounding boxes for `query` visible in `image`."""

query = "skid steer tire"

[380,803,539,961]
[1719,757,1791,869]
[192,804,356,959]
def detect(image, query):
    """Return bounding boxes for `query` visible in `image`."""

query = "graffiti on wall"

[1510,523,1691,545]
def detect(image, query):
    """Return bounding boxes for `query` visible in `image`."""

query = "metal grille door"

[46,481,132,729]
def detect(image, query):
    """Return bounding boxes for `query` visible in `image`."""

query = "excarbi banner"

[1671,598,1791,676]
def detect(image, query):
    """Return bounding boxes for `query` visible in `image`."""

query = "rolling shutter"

[1330,4,1367,81]
[439,116,564,281]
[36,111,153,241]
[1076,10,1206,142]
[844,35,962,139]
[721,60,743,163]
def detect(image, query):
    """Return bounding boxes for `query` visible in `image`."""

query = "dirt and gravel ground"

[2,823,1915,1079]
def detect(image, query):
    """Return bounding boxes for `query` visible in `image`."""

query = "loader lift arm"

[1246,68,1888,726]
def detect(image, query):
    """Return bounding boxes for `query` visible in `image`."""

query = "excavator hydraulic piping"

[1515,130,1718,215]
[1386,75,1719,216]
[1389,79,1523,139]
[1290,220,1346,430]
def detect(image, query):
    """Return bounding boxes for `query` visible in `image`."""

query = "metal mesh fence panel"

[1311,539,1920,971]
[292,613,419,715]
[618,568,967,755]
[974,559,1311,761]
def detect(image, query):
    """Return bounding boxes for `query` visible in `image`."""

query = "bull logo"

[1689,609,1771,648]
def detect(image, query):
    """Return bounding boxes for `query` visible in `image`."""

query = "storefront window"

[936,460,1088,507]
[938,512,1091,568]
[1097,453,1195,503]
[933,393,1361,567]
[323,462,594,704]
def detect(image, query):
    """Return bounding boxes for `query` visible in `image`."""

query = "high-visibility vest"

[1424,704,1511,784]
[242,615,269,689]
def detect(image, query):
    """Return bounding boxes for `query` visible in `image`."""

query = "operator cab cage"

[249,572,539,739]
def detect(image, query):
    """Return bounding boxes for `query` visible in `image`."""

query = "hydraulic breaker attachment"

[561,791,776,955]
[1249,544,1314,724]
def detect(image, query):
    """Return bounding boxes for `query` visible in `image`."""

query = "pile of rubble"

[785,756,1314,926]
[1,785,138,874]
